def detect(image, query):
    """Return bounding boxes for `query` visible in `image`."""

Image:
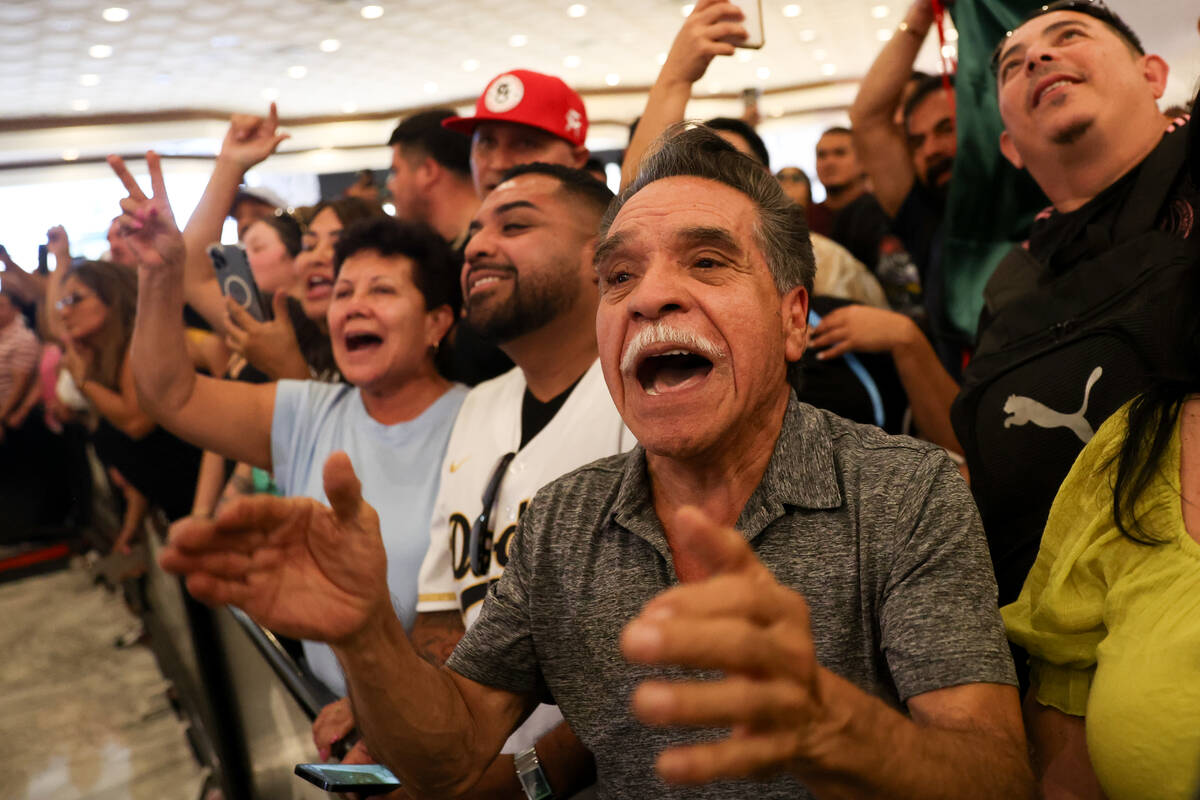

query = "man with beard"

[812,127,924,316]
[850,0,959,368]
[311,163,633,798]
[163,127,1029,800]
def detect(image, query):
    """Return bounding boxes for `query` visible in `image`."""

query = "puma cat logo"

[1002,366,1103,444]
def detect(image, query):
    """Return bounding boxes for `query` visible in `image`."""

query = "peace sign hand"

[107,151,186,273]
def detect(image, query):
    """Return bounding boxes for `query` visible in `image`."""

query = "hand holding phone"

[210,244,270,322]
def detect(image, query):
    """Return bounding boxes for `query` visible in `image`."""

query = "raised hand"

[108,151,185,272]
[158,451,390,644]
[224,292,309,380]
[662,0,747,87]
[620,506,827,785]
[219,102,290,172]
[46,225,70,265]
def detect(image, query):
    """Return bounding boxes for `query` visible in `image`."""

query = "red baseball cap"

[442,70,588,148]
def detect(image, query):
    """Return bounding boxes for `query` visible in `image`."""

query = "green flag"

[944,0,1048,338]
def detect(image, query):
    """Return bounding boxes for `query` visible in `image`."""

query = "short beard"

[464,263,580,344]
[1051,120,1093,146]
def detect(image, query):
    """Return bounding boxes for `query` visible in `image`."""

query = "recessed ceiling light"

[360,5,383,19]
[320,38,341,52]
[382,202,396,215]
[871,5,889,19]
[681,4,695,17]
[563,54,581,68]
[102,7,129,22]
[89,44,113,59]
[799,29,816,42]
[736,50,753,62]
[945,28,959,42]
[813,48,827,60]
[62,149,80,161]
[423,81,438,94]
[877,29,893,41]
[941,44,957,59]
[509,34,528,47]
[462,58,480,71]
[287,65,307,79]
[342,102,358,114]
[756,66,771,79]
[79,73,100,87]
[821,63,836,76]
[567,4,587,17]
[70,99,90,111]
[657,52,667,65]
[605,73,620,86]
[261,87,279,100]
[783,4,801,17]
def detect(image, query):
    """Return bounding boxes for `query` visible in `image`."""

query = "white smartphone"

[727,0,764,49]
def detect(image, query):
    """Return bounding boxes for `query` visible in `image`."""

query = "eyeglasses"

[468,452,517,576]
[55,292,91,311]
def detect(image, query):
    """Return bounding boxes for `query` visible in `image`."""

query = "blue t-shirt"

[271,379,467,695]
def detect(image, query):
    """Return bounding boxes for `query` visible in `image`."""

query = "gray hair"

[600,122,815,295]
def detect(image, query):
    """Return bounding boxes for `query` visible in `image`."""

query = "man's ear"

[415,155,440,191]
[571,146,590,169]
[781,285,810,364]
[999,130,1024,171]
[1142,54,1169,99]
[580,237,599,285]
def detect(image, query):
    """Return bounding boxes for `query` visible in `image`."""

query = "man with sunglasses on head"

[950,1,1200,608]
[310,162,633,798]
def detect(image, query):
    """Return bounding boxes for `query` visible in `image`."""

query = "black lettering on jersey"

[449,512,471,580]
[495,499,531,567]
[460,577,500,615]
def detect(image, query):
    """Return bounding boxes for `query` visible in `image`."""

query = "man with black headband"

[951,0,1200,607]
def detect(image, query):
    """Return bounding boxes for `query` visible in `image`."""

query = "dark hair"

[1111,118,1200,543]
[498,162,616,220]
[251,211,303,257]
[820,126,853,139]
[311,196,386,230]
[705,117,770,169]
[990,0,1144,76]
[332,217,461,317]
[603,124,813,295]
[65,260,138,389]
[388,109,472,178]
[903,73,956,128]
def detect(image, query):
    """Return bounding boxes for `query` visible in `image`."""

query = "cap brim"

[441,115,479,136]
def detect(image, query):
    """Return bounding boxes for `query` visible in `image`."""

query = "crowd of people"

[2,0,1199,797]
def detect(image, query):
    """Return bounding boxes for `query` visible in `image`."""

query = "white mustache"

[619,321,725,375]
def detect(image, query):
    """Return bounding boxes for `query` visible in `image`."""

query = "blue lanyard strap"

[808,308,886,429]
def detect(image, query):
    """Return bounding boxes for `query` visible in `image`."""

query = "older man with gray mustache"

[160,125,1031,800]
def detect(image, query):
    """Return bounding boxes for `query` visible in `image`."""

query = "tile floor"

[0,563,206,800]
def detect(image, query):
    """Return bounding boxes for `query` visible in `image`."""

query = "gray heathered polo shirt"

[446,397,1015,799]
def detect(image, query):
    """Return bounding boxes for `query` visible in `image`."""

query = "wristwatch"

[514,745,555,800]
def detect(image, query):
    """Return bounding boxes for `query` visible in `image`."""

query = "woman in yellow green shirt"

[1002,388,1200,799]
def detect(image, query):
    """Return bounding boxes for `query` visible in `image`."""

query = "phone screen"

[728,0,764,48]
[295,763,402,795]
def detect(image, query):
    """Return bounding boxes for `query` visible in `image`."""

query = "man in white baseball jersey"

[313,162,632,798]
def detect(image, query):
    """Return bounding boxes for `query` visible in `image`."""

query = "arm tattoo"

[410,610,466,666]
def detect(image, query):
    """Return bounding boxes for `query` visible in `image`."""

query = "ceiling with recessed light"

[0,0,1196,167]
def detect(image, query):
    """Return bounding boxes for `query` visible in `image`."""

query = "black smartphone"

[37,245,49,276]
[209,243,270,321]
[294,763,402,796]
